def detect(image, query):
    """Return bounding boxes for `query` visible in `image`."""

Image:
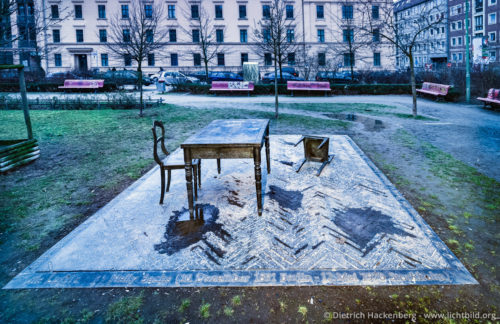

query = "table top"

[181,119,269,148]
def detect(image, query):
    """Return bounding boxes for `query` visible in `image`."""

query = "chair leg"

[217,158,221,174]
[198,160,202,188]
[193,165,198,200]
[166,169,171,192]
[160,168,165,204]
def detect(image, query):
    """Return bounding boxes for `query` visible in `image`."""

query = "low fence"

[0,96,165,110]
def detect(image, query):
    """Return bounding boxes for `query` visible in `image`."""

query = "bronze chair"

[152,120,201,204]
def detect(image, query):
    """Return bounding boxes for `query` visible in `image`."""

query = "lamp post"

[465,0,471,102]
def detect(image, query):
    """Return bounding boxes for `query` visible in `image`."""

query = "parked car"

[158,71,199,85]
[261,72,304,84]
[102,70,153,86]
[315,71,359,84]
[187,70,212,82]
[280,67,299,77]
[209,71,244,82]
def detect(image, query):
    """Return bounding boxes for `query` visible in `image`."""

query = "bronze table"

[181,119,270,218]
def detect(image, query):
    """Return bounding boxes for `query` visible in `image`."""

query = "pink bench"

[287,81,331,96]
[477,88,500,109]
[210,81,254,96]
[416,82,451,100]
[58,79,104,90]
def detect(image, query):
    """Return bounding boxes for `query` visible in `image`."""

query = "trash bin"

[156,80,166,92]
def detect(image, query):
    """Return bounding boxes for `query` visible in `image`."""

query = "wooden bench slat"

[287,81,331,91]
[210,81,254,91]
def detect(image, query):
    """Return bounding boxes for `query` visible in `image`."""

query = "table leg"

[254,147,263,216]
[265,125,270,173]
[183,148,195,219]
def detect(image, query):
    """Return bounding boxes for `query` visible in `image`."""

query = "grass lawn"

[0,104,498,323]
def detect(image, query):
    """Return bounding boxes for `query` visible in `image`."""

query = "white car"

[158,71,199,85]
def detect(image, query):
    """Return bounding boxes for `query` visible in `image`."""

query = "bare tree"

[359,0,445,116]
[253,0,298,118]
[104,0,168,116]
[179,2,223,83]
[329,1,370,82]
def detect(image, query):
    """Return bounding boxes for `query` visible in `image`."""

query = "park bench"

[416,82,451,100]
[477,88,500,109]
[58,79,104,91]
[209,81,254,96]
[287,81,331,96]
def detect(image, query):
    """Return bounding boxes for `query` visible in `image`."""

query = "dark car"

[209,71,244,82]
[262,72,304,84]
[281,67,299,77]
[316,71,359,84]
[45,71,81,81]
[187,70,211,82]
[102,70,153,86]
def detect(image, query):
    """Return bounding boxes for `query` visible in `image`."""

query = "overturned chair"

[294,135,334,176]
[152,120,201,204]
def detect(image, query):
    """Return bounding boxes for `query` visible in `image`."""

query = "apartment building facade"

[17,0,395,75]
[449,0,499,65]
[394,0,449,69]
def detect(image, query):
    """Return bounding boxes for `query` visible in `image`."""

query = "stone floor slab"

[4,135,476,288]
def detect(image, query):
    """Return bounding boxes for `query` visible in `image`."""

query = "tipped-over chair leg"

[217,159,221,174]
[166,169,172,192]
[160,168,166,204]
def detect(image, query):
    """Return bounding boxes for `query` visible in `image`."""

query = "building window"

[316,5,324,19]
[146,29,153,43]
[288,52,295,65]
[215,5,223,18]
[317,29,325,42]
[318,52,326,66]
[263,5,270,18]
[489,32,496,42]
[217,53,225,66]
[123,29,130,42]
[490,50,496,61]
[101,53,108,67]
[122,5,129,19]
[144,4,153,18]
[342,5,353,19]
[458,37,462,45]
[192,29,200,42]
[193,53,201,66]
[169,29,177,42]
[51,5,59,19]
[452,37,456,46]
[53,29,60,43]
[488,13,496,24]
[241,53,248,65]
[148,53,155,66]
[343,53,355,66]
[98,5,106,19]
[458,53,463,61]
[373,28,380,42]
[475,15,483,30]
[168,5,175,18]
[372,5,379,19]
[74,5,82,19]
[490,0,497,5]
[264,53,272,65]
[54,53,61,66]
[239,5,247,19]
[124,54,132,66]
[76,29,83,42]
[263,29,271,42]
[373,52,381,66]
[170,53,178,66]
[286,5,293,19]
[191,5,199,19]
[343,29,353,42]
[287,29,294,42]
[99,29,107,42]
[240,29,247,42]
[216,29,224,42]
[457,21,462,29]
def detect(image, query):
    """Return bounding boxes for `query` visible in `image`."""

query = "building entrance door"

[77,54,88,71]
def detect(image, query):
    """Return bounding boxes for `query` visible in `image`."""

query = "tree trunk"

[409,55,417,117]
[138,62,143,117]
[274,55,279,119]
[18,67,33,139]
[204,60,209,84]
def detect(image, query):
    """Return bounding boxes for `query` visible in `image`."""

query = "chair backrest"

[152,120,170,166]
